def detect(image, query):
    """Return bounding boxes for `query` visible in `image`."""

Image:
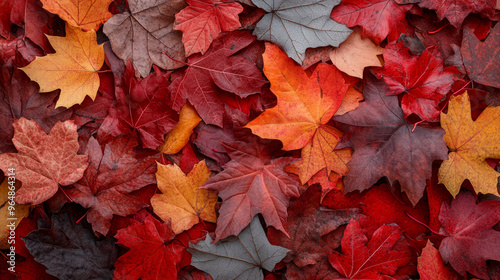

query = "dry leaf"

[20,23,104,108]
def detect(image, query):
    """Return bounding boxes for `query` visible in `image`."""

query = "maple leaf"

[188,216,289,280]
[174,0,244,56]
[461,24,500,88]
[246,43,349,184]
[99,63,179,150]
[438,192,500,279]
[418,240,461,280]
[160,103,202,154]
[151,161,217,234]
[0,118,88,205]
[22,211,117,279]
[334,74,448,205]
[66,135,157,236]
[329,30,384,79]
[418,0,496,28]
[373,41,454,120]
[328,218,413,279]
[202,141,300,240]
[438,91,500,198]
[267,185,358,268]
[114,212,188,280]
[103,0,187,77]
[331,0,412,44]
[252,0,352,64]
[20,23,104,108]
[0,66,73,154]
[169,31,266,127]
[40,0,113,31]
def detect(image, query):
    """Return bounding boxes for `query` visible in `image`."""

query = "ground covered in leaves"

[1,0,500,279]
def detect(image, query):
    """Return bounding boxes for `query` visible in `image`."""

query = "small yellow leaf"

[330,30,383,78]
[151,161,217,234]
[20,23,104,108]
[438,91,500,197]
[41,0,113,31]
[0,178,31,249]
[160,103,201,154]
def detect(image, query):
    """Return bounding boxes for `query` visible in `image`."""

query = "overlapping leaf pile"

[1,0,499,279]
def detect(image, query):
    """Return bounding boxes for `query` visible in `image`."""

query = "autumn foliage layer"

[0,0,500,279]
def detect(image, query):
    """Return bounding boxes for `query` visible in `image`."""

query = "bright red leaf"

[331,0,413,44]
[438,192,500,279]
[328,218,413,279]
[174,0,243,56]
[113,212,189,280]
[372,41,454,120]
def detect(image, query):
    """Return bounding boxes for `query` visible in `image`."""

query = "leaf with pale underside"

[438,91,500,198]
[20,24,104,108]
[252,0,352,64]
[330,30,383,78]
[151,161,217,234]
[188,216,289,280]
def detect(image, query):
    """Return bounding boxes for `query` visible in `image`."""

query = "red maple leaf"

[99,62,178,150]
[113,212,191,280]
[67,134,157,235]
[174,0,243,56]
[202,141,300,240]
[331,0,413,44]
[329,218,413,279]
[438,192,500,279]
[168,31,266,127]
[372,41,454,120]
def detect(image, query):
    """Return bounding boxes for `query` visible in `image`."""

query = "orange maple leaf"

[246,43,350,184]
[41,0,113,31]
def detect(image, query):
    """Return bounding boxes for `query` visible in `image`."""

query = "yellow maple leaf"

[20,23,104,108]
[159,103,201,154]
[41,0,113,31]
[439,91,500,197]
[151,161,217,234]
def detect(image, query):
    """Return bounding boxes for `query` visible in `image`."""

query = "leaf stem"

[59,185,73,202]
[404,211,447,236]
[76,211,88,224]
[162,52,190,66]
[428,22,450,34]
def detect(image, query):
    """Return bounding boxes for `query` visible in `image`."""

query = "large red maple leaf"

[67,134,157,235]
[174,0,243,56]
[113,212,190,280]
[202,141,300,241]
[99,62,178,150]
[372,41,454,120]
[168,31,266,127]
[438,192,500,279]
[329,218,413,279]
[331,0,413,44]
